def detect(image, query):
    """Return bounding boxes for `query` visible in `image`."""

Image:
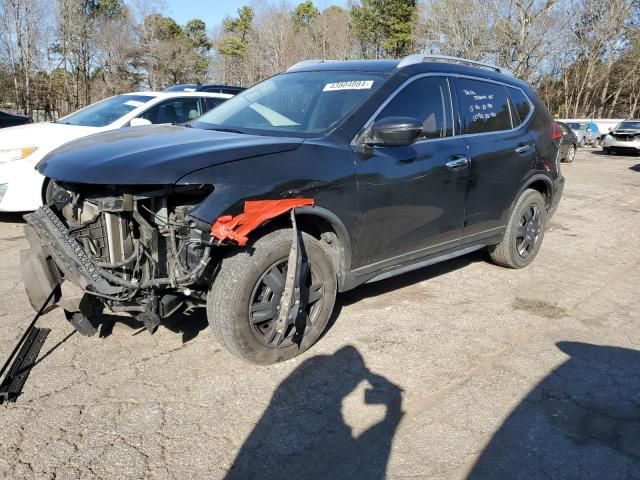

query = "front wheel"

[489,189,547,269]
[207,229,337,364]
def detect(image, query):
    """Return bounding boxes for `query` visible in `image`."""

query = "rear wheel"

[565,144,576,163]
[489,189,547,269]
[207,229,337,364]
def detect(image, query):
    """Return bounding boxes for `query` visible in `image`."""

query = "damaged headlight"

[0,146,37,164]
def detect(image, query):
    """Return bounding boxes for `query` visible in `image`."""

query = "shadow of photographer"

[225,345,403,480]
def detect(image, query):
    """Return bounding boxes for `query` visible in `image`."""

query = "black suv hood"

[38,125,304,185]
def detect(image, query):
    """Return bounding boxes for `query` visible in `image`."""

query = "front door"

[354,76,470,268]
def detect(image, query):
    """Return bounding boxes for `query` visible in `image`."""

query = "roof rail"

[287,59,339,72]
[397,54,512,75]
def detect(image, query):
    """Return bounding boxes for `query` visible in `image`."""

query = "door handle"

[515,144,532,154]
[446,156,470,171]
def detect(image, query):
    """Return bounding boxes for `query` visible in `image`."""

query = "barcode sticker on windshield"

[323,80,374,92]
[124,100,144,107]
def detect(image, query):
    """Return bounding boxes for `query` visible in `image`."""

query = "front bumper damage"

[21,201,316,339]
[21,206,124,333]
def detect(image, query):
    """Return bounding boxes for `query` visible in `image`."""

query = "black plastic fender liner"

[20,224,61,313]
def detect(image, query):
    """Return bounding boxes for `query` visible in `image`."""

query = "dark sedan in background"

[557,121,578,163]
[0,110,32,128]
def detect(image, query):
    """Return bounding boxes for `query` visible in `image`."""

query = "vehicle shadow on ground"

[98,306,208,343]
[630,164,640,172]
[225,345,403,480]
[0,212,27,224]
[468,341,640,479]
[339,249,486,308]
[99,249,486,345]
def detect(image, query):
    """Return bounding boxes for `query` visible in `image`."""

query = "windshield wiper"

[206,127,247,135]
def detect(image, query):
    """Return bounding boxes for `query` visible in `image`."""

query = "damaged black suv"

[22,55,564,364]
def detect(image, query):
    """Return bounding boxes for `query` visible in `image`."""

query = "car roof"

[288,59,401,73]
[121,91,233,99]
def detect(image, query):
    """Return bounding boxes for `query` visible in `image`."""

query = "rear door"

[354,76,470,267]
[452,77,536,238]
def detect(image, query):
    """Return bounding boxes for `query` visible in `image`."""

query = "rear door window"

[455,79,512,134]
[377,76,453,139]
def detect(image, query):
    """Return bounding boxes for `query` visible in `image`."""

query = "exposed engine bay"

[22,181,219,333]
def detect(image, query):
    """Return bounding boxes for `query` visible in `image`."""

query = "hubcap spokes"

[249,260,324,348]
[516,204,540,258]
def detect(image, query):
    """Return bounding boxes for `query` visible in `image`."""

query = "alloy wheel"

[515,204,541,258]
[248,258,324,348]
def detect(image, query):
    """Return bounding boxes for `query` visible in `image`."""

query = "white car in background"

[602,119,640,155]
[0,91,232,212]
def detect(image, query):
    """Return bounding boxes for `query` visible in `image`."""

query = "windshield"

[193,71,387,136]
[566,122,585,130]
[616,121,640,130]
[57,95,155,127]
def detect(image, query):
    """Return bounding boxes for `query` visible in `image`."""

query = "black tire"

[565,144,576,163]
[489,189,547,269]
[207,229,337,364]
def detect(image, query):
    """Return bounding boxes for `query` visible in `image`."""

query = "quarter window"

[456,79,512,134]
[508,87,532,125]
[377,77,453,139]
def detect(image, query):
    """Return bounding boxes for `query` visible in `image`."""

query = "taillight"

[551,122,562,141]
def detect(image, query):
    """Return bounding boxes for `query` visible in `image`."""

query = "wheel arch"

[248,206,353,291]
[515,174,554,212]
[295,206,352,291]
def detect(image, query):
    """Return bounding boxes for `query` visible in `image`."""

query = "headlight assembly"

[0,146,37,164]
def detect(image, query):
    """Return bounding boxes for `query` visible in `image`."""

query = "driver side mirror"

[365,117,423,147]
[129,118,152,127]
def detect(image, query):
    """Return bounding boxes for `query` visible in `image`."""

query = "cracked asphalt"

[1,149,639,479]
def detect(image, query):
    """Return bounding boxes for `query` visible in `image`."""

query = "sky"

[164,0,348,30]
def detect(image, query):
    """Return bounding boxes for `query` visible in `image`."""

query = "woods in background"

[1,0,639,120]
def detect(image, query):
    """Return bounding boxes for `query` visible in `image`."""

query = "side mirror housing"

[366,117,423,147]
[129,118,152,127]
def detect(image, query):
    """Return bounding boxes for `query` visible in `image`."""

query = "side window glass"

[141,98,202,124]
[203,97,226,112]
[377,77,453,139]
[559,123,569,134]
[507,87,532,126]
[456,79,512,134]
